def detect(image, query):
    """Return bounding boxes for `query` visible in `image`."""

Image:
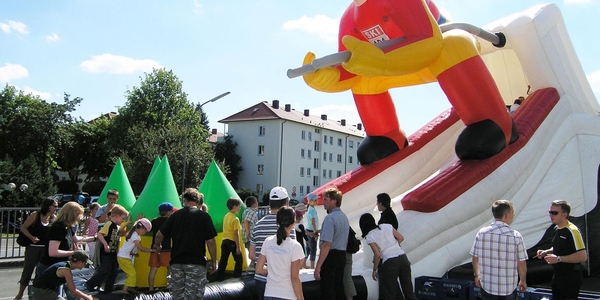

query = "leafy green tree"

[214,135,243,188]
[111,69,213,194]
[0,85,78,206]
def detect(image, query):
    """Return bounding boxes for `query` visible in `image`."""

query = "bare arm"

[20,212,39,243]
[96,204,113,223]
[256,254,268,275]
[244,220,251,242]
[545,250,587,264]
[61,268,93,300]
[536,247,553,258]
[393,229,404,244]
[153,230,164,252]
[234,229,241,254]
[291,259,304,300]
[97,232,110,253]
[517,260,527,291]
[314,241,331,280]
[472,256,481,287]
[134,240,154,253]
[48,240,74,258]
[249,243,257,261]
[370,243,381,281]
[207,238,217,274]
[82,217,90,236]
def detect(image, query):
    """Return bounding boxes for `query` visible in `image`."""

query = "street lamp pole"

[181,92,231,194]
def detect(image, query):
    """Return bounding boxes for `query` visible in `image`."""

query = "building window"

[300,167,305,177]
[313,176,319,186]
[314,158,319,169]
[329,136,333,144]
[307,168,311,176]
[338,138,342,146]
[258,145,265,155]
[328,170,332,178]
[257,184,263,194]
[257,164,264,175]
[349,156,353,164]
[301,149,305,158]
[300,186,304,194]
[329,153,333,161]
[349,140,354,148]
[315,128,320,133]
[259,126,265,136]
[337,170,342,177]
[302,130,306,140]
[308,132,312,141]
[314,141,320,152]
[337,154,342,163]
[307,150,312,159]
[323,169,327,178]
[324,135,328,144]
[306,186,310,193]
[323,152,327,160]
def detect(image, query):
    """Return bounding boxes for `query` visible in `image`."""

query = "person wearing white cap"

[250,186,296,300]
[117,217,154,294]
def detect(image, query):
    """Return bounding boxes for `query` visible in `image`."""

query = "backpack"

[346,226,361,254]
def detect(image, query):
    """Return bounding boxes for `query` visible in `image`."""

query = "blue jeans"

[306,230,317,262]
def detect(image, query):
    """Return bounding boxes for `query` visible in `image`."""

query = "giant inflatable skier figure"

[301,0,518,164]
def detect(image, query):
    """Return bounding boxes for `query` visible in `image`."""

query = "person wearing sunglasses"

[536,200,587,300]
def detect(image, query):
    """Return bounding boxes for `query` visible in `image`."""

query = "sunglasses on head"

[548,210,561,215]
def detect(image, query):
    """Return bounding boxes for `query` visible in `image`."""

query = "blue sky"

[1,0,599,136]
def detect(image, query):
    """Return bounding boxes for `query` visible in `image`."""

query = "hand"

[536,249,547,259]
[314,265,321,281]
[31,236,40,243]
[236,248,241,255]
[210,261,217,275]
[518,280,527,292]
[372,270,378,281]
[544,254,559,264]
[104,244,110,252]
[137,213,143,220]
[341,35,389,77]
[475,276,481,288]
[302,52,341,92]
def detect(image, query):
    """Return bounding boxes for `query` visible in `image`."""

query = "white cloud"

[0,20,28,34]
[46,33,60,42]
[193,0,204,15]
[80,54,162,74]
[283,15,340,42]
[0,63,28,82]
[564,0,591,4]
[22,86,52,100]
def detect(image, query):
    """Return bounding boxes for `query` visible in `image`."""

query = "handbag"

[16,213,40,247]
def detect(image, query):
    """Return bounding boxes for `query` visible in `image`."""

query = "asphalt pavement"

[0,259,26,300]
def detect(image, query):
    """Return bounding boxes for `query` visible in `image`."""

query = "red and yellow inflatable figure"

[302,0,518,164]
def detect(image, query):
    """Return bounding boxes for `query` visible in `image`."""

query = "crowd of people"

[14,184,587,300]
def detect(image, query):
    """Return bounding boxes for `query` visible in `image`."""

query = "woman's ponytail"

[276,207,296,245]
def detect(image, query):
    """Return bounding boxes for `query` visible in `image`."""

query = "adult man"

[537,200,587,300]
[315,187,349,300]
[95,189,119,223]
[301,0,518,165]
[471,200,527,300]
[249,186,295,300]
[154,188,217,300]
[376,193,398,229]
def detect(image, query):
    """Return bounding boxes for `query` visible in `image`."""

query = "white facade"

[220,100,364,201]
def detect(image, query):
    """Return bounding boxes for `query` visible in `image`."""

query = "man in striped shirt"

[537,200,587,300]
[471,200,528,300]
[249,186,295,300]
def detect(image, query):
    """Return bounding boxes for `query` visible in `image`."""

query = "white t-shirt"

[261,235,305,300]
[117,231,140,259]
[364,224,405,263]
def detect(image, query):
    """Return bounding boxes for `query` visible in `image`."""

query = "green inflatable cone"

[97,158,136,211]
[129,155,182,222]
[199,160,244,232]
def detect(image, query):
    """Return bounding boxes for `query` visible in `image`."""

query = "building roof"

[219,100,365,137]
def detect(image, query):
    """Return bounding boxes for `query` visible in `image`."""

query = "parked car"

[53,192,91,207]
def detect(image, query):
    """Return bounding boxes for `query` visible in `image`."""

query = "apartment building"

[219,100,365,202]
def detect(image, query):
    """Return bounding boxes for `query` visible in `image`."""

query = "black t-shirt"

[160,206,217,265]
[40,222,74,266]
[151,216,171,251]
[378,208,398,230]
[552,223,586,275]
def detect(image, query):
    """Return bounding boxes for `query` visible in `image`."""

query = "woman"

[256,207,305,300]
[359,213,416,300]
[14,198,58,300]
[36,202,95,277]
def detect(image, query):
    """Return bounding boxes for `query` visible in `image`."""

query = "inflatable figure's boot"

[354,92,408,165]
[437,56,519,160]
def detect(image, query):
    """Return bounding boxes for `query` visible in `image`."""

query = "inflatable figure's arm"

[341,0,443,77]
[302,52,361,93]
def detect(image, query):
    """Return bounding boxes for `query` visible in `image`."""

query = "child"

[148,202,176,291]
[85,204,128,293]
[118,218,154,294]
[32,250,94,300]
[82,203,100,261]
[305,193,320,269]
[241,196,259,269]
[294,207,309,269]
[216,197,243,281]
